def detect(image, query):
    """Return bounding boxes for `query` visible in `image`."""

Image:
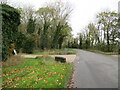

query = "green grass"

[2,56,73,88]
[0,67,2,89]
[84,49,118,55]
[20,48,76,55]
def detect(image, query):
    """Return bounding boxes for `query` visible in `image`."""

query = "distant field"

[2,56,73,88]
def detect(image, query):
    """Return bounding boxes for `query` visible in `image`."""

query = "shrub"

[1,4,20,61]
[23,35,36,54]
[15,32,26,53]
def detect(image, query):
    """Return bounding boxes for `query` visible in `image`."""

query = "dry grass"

[3,55,25,67]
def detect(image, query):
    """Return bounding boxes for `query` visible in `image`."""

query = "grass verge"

[84,49,118,55]
[2,56,25,67]
[19,48,76,55]
[2,56,73,88]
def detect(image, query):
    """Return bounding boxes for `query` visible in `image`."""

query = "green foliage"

[96,11,118,52]
[1,4,20,60]
[69,11,119,54]
[27,16,35,34]
[36,5,72,50]
[37,7,56,50]
[15,32,26,52]
[15,1,72,52]
[23,35,36,54]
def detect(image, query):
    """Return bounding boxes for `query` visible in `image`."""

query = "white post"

[13,49,17,55]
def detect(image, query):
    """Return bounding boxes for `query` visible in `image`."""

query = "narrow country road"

[71,49,118,88]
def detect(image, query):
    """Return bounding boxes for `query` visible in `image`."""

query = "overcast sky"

[7,0,120,37]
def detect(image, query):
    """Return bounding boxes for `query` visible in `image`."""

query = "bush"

[23,35,36,54]
[95,43,108,52]
[15,32,26,53]
[1,4,20,61]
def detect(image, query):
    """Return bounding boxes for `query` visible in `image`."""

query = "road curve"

[71,49,118,88]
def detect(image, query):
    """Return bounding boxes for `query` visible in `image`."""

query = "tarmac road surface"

[71,49,118,88]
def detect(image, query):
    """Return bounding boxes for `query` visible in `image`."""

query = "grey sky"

[7,0,120,37]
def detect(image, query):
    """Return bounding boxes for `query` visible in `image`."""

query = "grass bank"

[19,48,76,55]
[84,49,118,55]
[2,56,73,88]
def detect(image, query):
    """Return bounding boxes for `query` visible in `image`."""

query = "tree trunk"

[106,28,110,52]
